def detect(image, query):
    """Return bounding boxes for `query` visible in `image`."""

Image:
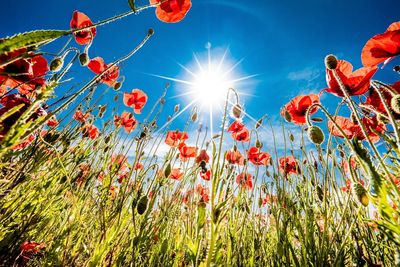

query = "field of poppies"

[1,0,400,266]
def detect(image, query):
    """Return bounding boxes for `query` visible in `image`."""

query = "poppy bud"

[283,109,292,122]
[256,140,262,148]
[256,117,263,129]
[113,82,122,91]
[289,133,294,142]
[353,183,369,207]
[148,28,154,36]
[160,98,166,105]
[324,54,338,70]
[164,163,171,178]
[394,65,400,73]
[137,195,149,215]
[174,104,180,113]
[307,125,324,145]
[377,113,389,125]
[391,95,400,114]
[50,57,64,72]
[191,112,198,122]
[114,95,119,101]
[232,104,242,119]
[79,53,89,66]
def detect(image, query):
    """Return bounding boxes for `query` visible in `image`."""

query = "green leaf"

[0,30,68,54]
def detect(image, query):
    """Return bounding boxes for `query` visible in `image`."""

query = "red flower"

[149,0,192,23]
[325,60,377,97]
[165,130,188,147]
[118,171,130,184]
[169,168,183,180]
[195,149,210,164]
[0,49,48,96]
[73,110,90,123]
[341,156,358,175]
[228,120,245,133]
[82,124,99,139]
[281,94,320,125]
[134,162,144,171]
[88,57,120,86]
[12,134,36,151]
[196,184,210,203]
[20,241,45,260]
[236,172,253,190]
[200,170,211,181]
[364,81,400,119]
[225,150,245,165]
[341,179,365,192]
[110,154,128,172]
[228,120,250,142]
[279,156,299,175]
[114,112,138,133]
[47,116,59,127]
[178,143,197,161]
[247,146,271,166]
[361,21,400,67]
[123,89,148,114]
[70,11,96,45]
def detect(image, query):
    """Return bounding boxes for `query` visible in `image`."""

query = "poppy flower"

[123,89,148,114]
[195,149,210,164]
[178,143,197,161]
[281,94,320,125]
[82,124,99,139]
[361,21,400,67]
[149,0,192,23]
[88,57,120,86]
[114,112,138,133]
[12,134,36,151]
[73,110,90,123]
[165,130,188,147]
[196,184,210,203]
[279,156,299,175]
[47,116,59,127]
[325,60,377,97]
[341,156,358,175]
[232,128,250,142]
[228,120,245,133]
[0,49,48,96]
[169,168,183,180]
[20,241,45,260]
[110,154,128,172]
[247,146,271,166]
[70,11,96,45]
[117,171,130,184]
[340,179,365,192]
[225,149,245,165]
[364,81,400,119]
[236,172,253,190]
[200,170,211,181]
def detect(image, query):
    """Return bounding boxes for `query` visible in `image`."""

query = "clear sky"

[2,0,400,139]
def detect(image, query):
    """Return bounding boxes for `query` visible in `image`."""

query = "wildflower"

[70,11,96,45]
[236,172,253,189]
[247,146,271,166]
[195,149,210,164]
[0,49,48,96]
[361,21,400,67]
[228,120,250,142]
[325,60,377,97]
[118,171,130,184]
[47,116,59,127]
[178,143,197,161]
[196,184,210,203]
[279,156,299,175]
[228,120,245,133]
[12,134,36,151]
[110,154,128,172]
[88,57,120,86]
[281,94,320,125]
[20,241,45,260]
[134,162,144,171]
[200,170,211,181]
[169,168,183,180]
[165,130,188,147]
[114,112,138,133]
[73,110,90,123]
[82,124,99,139]
[123,89,148,114]
[364,81,400,119]
[149,0,192,23]
[341,156,358,175]
[225,149,245,165]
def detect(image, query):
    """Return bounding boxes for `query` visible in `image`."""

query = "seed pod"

[191,112,198,122]
[113,82,122,91]
[79,53,89,66]
[148,28,154,36]
[391,95,400,114]
[256,117,263,129]
[307,125,325,145]
[324,54,338,70]
[174,104,180,113]
[164,163,171,178]
[232,104,242,119]
[160,98,166,105]
[137,195,149,215]
[50,57,64,72]
[353,183,369,207]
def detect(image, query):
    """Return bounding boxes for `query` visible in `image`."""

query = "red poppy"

[12,134,36,151]
[236,172,253,190]
[169,168,183,180]
[341,156,358,175]
[341,179,365,192]
[47,116,59,127]
[225,149,245,165]
[196,184,210,203]
[328,116,385,143]
[233,128,250,142]
[20,241,45,260]
[114,111,138,133]
[123,89,148,114]
[279,156,299,175]
[281,94,320,125]
[70,11,96,45]
[0,49,48,96]
[361,21,400,67]
[165,130,188,147]
[110,154,128,172]
[364,81,400,119]
[200,170,211,181]
[118,171,130,184]
[228,120,245,133]
[325,60,377,97]
[178,143,197,161]
[149,0,192,23]
[73,110,90,123]
[88,57,120,86]
[247,146,271,166]
[134,162,144,170]
[195,149,210,164]
[82,124,99,139]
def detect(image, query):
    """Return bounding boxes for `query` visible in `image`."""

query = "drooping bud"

[191,112,198,122]
[256,117,263,129]
[79,53,89,66]
[307,125,325,145]
[50,57,64,72]
[137,195,149,215]
[324,54,338,70]
[148,28,154,36]
[283,109,292,123]
[232,103,242,119]
[353,183,369,207]
[174,104,180,113]
[394,65,400,73]
[113,82,122,91]
[256,140,262,148]
[391,95,400,114]
[164,162,171,178]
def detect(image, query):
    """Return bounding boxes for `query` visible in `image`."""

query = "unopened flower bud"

[191,112,198,122]
[50,57,64,72]
[283,109,292,122]
[324,54,338,70]
[113,82,122,91]
[353,183,369,207]
[148,28,154,36]
[394,65,400,73]
[391,95,400,114]
[232,104,242,119]
[137,195,149,215]
[307,125,325,145]
[256,140,262,148]
[79,53,89,66]
[256,117,263,129]
[174,104,180,113]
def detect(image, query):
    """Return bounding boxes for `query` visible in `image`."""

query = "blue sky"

[2,0,400,138]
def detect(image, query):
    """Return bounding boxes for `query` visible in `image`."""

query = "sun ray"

[146,73,195,86]
[222,57,244,78]
[229,74,259,83]
[217,46,230,71]
[177,62,198,78]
